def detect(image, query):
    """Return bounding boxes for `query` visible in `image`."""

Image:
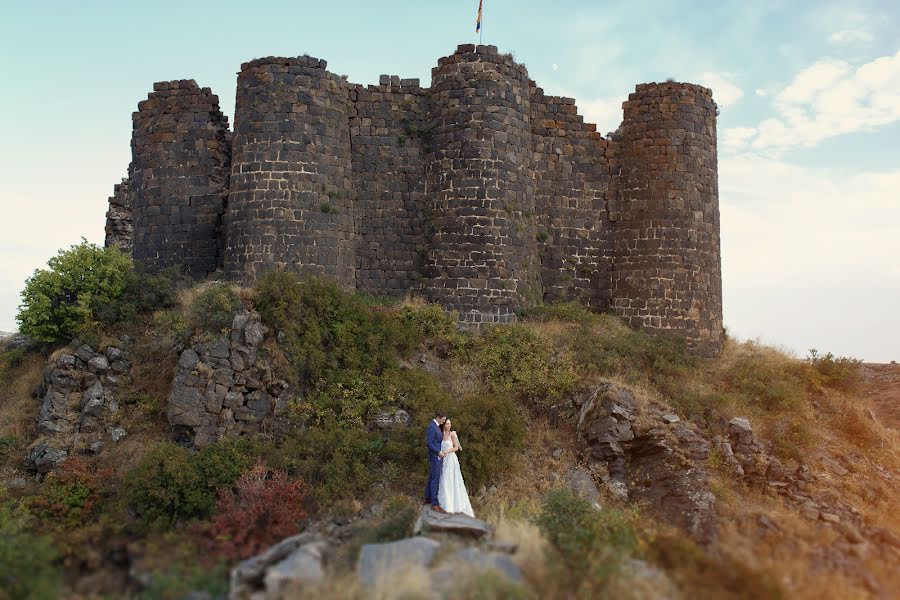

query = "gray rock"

[105,346,124,361]
[178,349,200,370]
[357,537,441,586]
[108,427,128,442]
[24,443,68,473]
[450,547,524,583]
[262,541,328,598]
[413,506,491,539]
[87,355,110,373]
[662,413,680,424]
[81,382,106,417]
[371,408,411,429]
[75,344,96,362]
[89,441,104,454]
[3,477,27,490]
[552,448,563,459]
[230,533,322,600]
[565,467,602,507]
[244,320,266,347]
[209,338,231,359]
[56,353,77,369]
[728,417,752,432]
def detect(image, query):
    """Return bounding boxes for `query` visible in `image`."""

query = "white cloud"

[699,71,743,108]
[569,95,627,134]
[552,63,559,71]
[755,89,768,97]
[720,127,757,154]
[829,29,874,44]
[720,154,900,361]
[748,50,900,151]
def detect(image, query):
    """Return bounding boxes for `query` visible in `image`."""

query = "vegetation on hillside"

[1,248,895,598]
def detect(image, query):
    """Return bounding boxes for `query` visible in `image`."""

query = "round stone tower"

[424,44,540,325]
[224,56,355,286]
[129,80,231,276]
[611,82,723,356]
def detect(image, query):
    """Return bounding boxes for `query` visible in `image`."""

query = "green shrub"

[94,265,186,327]
[808,349,862,392]
[124,439,255,528]
[468,325,578,408]
[389,302,458,355]
[450,393,526,491]
[722,346,808,411]
[30,457,109,529]
[187,284,242,334]
[364,495,419,545]
[150,309,191,352]
[520,301,599,325]
[535,489,638,580]
[0,436,17,463]
[16,240,132,343]
[0,495,60,599]
[137,562,229,600]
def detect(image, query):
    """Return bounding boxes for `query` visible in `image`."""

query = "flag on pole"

[476,0,483,33]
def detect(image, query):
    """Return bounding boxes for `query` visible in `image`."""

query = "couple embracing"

[424,410,475,517]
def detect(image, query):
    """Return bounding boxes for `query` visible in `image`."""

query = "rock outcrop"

[576,382,718,542]
[167,310,289,448]
[24,338,131,473]
[229,533,327,600]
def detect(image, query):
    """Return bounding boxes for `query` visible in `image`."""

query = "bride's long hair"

[441,418,452,434]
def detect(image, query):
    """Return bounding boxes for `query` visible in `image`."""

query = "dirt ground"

[861,363,900,430]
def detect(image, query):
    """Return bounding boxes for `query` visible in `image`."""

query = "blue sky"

[1,1,898,361]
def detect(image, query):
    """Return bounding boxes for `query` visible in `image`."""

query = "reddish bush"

[201,461,308,560]
[31,456,111,528]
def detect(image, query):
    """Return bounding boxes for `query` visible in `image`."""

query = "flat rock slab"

[451,547,524,583]
[414,506,492,539]
[357,537,441,586]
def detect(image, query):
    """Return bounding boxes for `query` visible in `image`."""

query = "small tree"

[16,240,132,343]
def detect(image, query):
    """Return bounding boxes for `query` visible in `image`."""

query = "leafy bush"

[535,489,638,580]
[187,284,242,334]
[520,301,599,325]
[30,457,110,528]
[450,393,525,491]
[468,325,578,408]
[0,495,60,599]
[255,271,438,427]
[366,495,419,544]
[200,462,307,561]
[808,349,862,392]
[149,309,191,353]
[721,344,809,411]
[124,440,255,528]
[95,265,186,327]
[0,436,17,463]
[138,562,229,600]
[16,240,132,343]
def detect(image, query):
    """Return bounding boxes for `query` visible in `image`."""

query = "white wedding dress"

[437,434,475,517]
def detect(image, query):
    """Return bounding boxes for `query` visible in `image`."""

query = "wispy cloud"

[829,29,874,44]
[699,72,743,108]
[726,50,900,152]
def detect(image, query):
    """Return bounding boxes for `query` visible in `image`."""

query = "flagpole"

[480,0,483,45]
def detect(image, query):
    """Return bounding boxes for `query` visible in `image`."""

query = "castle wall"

[611,82,723,356]
[424,45,540,325]
[350,77,429,297]
[224,56,356,286]
[531,91,614,310]
[129,80,231,276]
[104,177,132,252]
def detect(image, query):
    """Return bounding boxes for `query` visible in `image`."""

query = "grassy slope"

[1,289,898,599]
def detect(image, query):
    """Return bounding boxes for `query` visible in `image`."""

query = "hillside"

[1,261,898,599]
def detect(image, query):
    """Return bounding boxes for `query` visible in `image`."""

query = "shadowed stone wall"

[611,82,723,356]
[104,177,132,252]
[129,80,231,276]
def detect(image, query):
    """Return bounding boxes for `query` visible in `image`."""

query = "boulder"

[24,442,68,473]
[413,506,492,539]
[357,537,441,586]
[565,467,602,507]
[230,532,324,600]
[262,541,328,598]
[448,547,523,583]
[372,408,411,429]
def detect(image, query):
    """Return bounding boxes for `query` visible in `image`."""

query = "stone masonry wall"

[114,46,724,355]
[129,80,231,276]
[423,45,540,325]
[224,57,356,286]
[104,177,133,252]
[611,82,723,356]
[350,77,429,297]
[531,90,614,310]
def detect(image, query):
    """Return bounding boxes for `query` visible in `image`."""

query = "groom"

[424,410,448,513]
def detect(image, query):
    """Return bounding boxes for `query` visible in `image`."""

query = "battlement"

[104,46,724,355]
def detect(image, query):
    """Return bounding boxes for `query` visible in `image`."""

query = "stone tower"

[611,83,723,356]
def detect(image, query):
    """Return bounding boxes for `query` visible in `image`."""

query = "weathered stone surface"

[167,310,284,448]
[24,442,68,473]
[413,506,491,539]
[229,533,324,600]
[448,547,524,583]
[356,537,441,586]
[565,467,602,507]
[371,408,411,429]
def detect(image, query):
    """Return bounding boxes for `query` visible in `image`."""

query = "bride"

[437,418,475,517]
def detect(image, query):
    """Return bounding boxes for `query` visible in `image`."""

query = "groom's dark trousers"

[424,420,443,505]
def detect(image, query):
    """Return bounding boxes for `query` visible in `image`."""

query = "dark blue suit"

[424,420,443,505]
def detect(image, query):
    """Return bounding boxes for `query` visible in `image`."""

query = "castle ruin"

[104,44,723,356]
